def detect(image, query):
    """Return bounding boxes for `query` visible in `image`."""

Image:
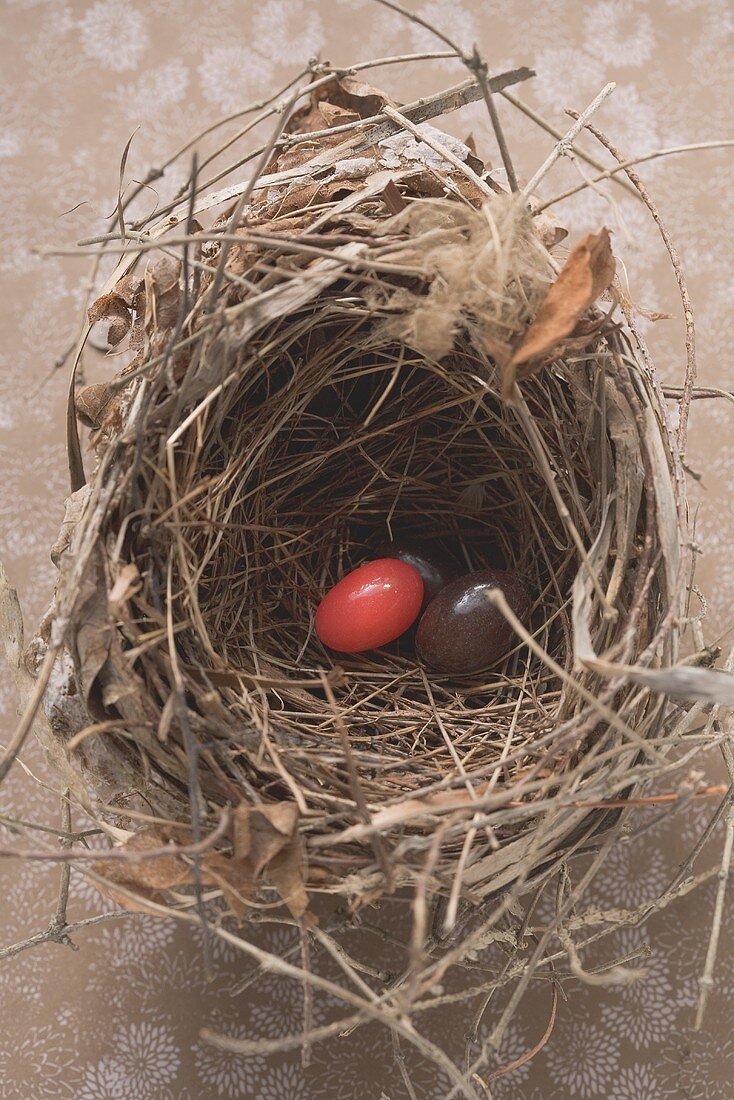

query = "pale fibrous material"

[2,42,733,1094]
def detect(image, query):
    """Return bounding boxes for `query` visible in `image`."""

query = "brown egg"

[373,538,459,609]
[416,568,531,674]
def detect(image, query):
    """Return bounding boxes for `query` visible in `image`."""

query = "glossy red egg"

[315,559,424,653]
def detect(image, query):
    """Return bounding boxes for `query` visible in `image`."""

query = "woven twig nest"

[15,60,734,1078]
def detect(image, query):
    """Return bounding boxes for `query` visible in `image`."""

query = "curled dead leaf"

[89,828,191,913]
[50,485,92,567]
[503,228,615,397]
[225,801,308,918]
[74,382,114,428]
[87,292,132,348]
[144,255,182,337]
[189,802,310,921]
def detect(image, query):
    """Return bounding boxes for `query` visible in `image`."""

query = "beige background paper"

[2,1,734,1096]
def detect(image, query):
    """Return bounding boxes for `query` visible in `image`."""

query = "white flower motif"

[81,917,180,1019]
[197,45,274,115]
[0,1025,75,1098]
[661,1027,734,1099]
[413,1066,454,1100]
[607,1063,662,1100]
[78,0,149,72]
[408,0,480,57]
[126,947,213,1004]
[584,0,656,67]
[594,835,670,909]
[601,973,678,1047]
[103,913,177,959]
[600,84,662,160]
[483,1027,534,1100]
[0,129,22,158]
[308,1027,393,1096]
[106,1021,180,1094]
[419,1016,531,1098]
[0,443,69,574]
[532,45,607,113]
[259,1060,310,1100]
[194,1022,266,1099]
[656,882,734,1007]
[2,857,57,937]
[560,185,659,261]
[77,1058,127,1100]
[247,973,328,1039]
[687,4,734,81]
[0,398,16,428]
[116,60,189,122]
[187,905,258,966]
[696,561,734,638]
[0,950,46,1006]
[250,921,301,958]
[544,1015,620,1099]
[252,0,324,64]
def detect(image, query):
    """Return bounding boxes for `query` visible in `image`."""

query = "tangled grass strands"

[4,18,734,1092]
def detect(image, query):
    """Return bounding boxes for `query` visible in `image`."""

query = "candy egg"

[374,538,459,607]
[315,558,424,653]
[416,568,531,674]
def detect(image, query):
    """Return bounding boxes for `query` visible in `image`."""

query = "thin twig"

[522,83,616,196]
[0,910,130,962]
[499,88,639,199]
[535,139,734,212]
[695,739,734,1029]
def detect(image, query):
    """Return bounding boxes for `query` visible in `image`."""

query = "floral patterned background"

[2,0,734,1096]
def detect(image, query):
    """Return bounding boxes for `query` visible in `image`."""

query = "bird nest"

[6,49,734,1091]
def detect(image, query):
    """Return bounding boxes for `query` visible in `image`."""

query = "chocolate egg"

[374,539,459,608]
[416,568,531,674]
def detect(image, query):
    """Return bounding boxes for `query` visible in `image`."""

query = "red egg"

[315,559,424,653]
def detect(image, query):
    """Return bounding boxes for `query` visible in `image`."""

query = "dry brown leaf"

[267,76,389,176]
[289,75,394,133]
[74,382,115,428]
[50,486,92,567]
[233,801,297,865]
[89,828,191,913]
[202,801,310,918]
[144,255,182,338]
[504,228,615,395]
[267,837,309,918]
[318,101,360,128]
[87,291,132,347]
[65,549,113,716]
[199,853,255,920]
[532,209,569,250]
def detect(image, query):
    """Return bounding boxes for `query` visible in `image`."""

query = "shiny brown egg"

[373,538,459,609]
[415,568,531,674]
